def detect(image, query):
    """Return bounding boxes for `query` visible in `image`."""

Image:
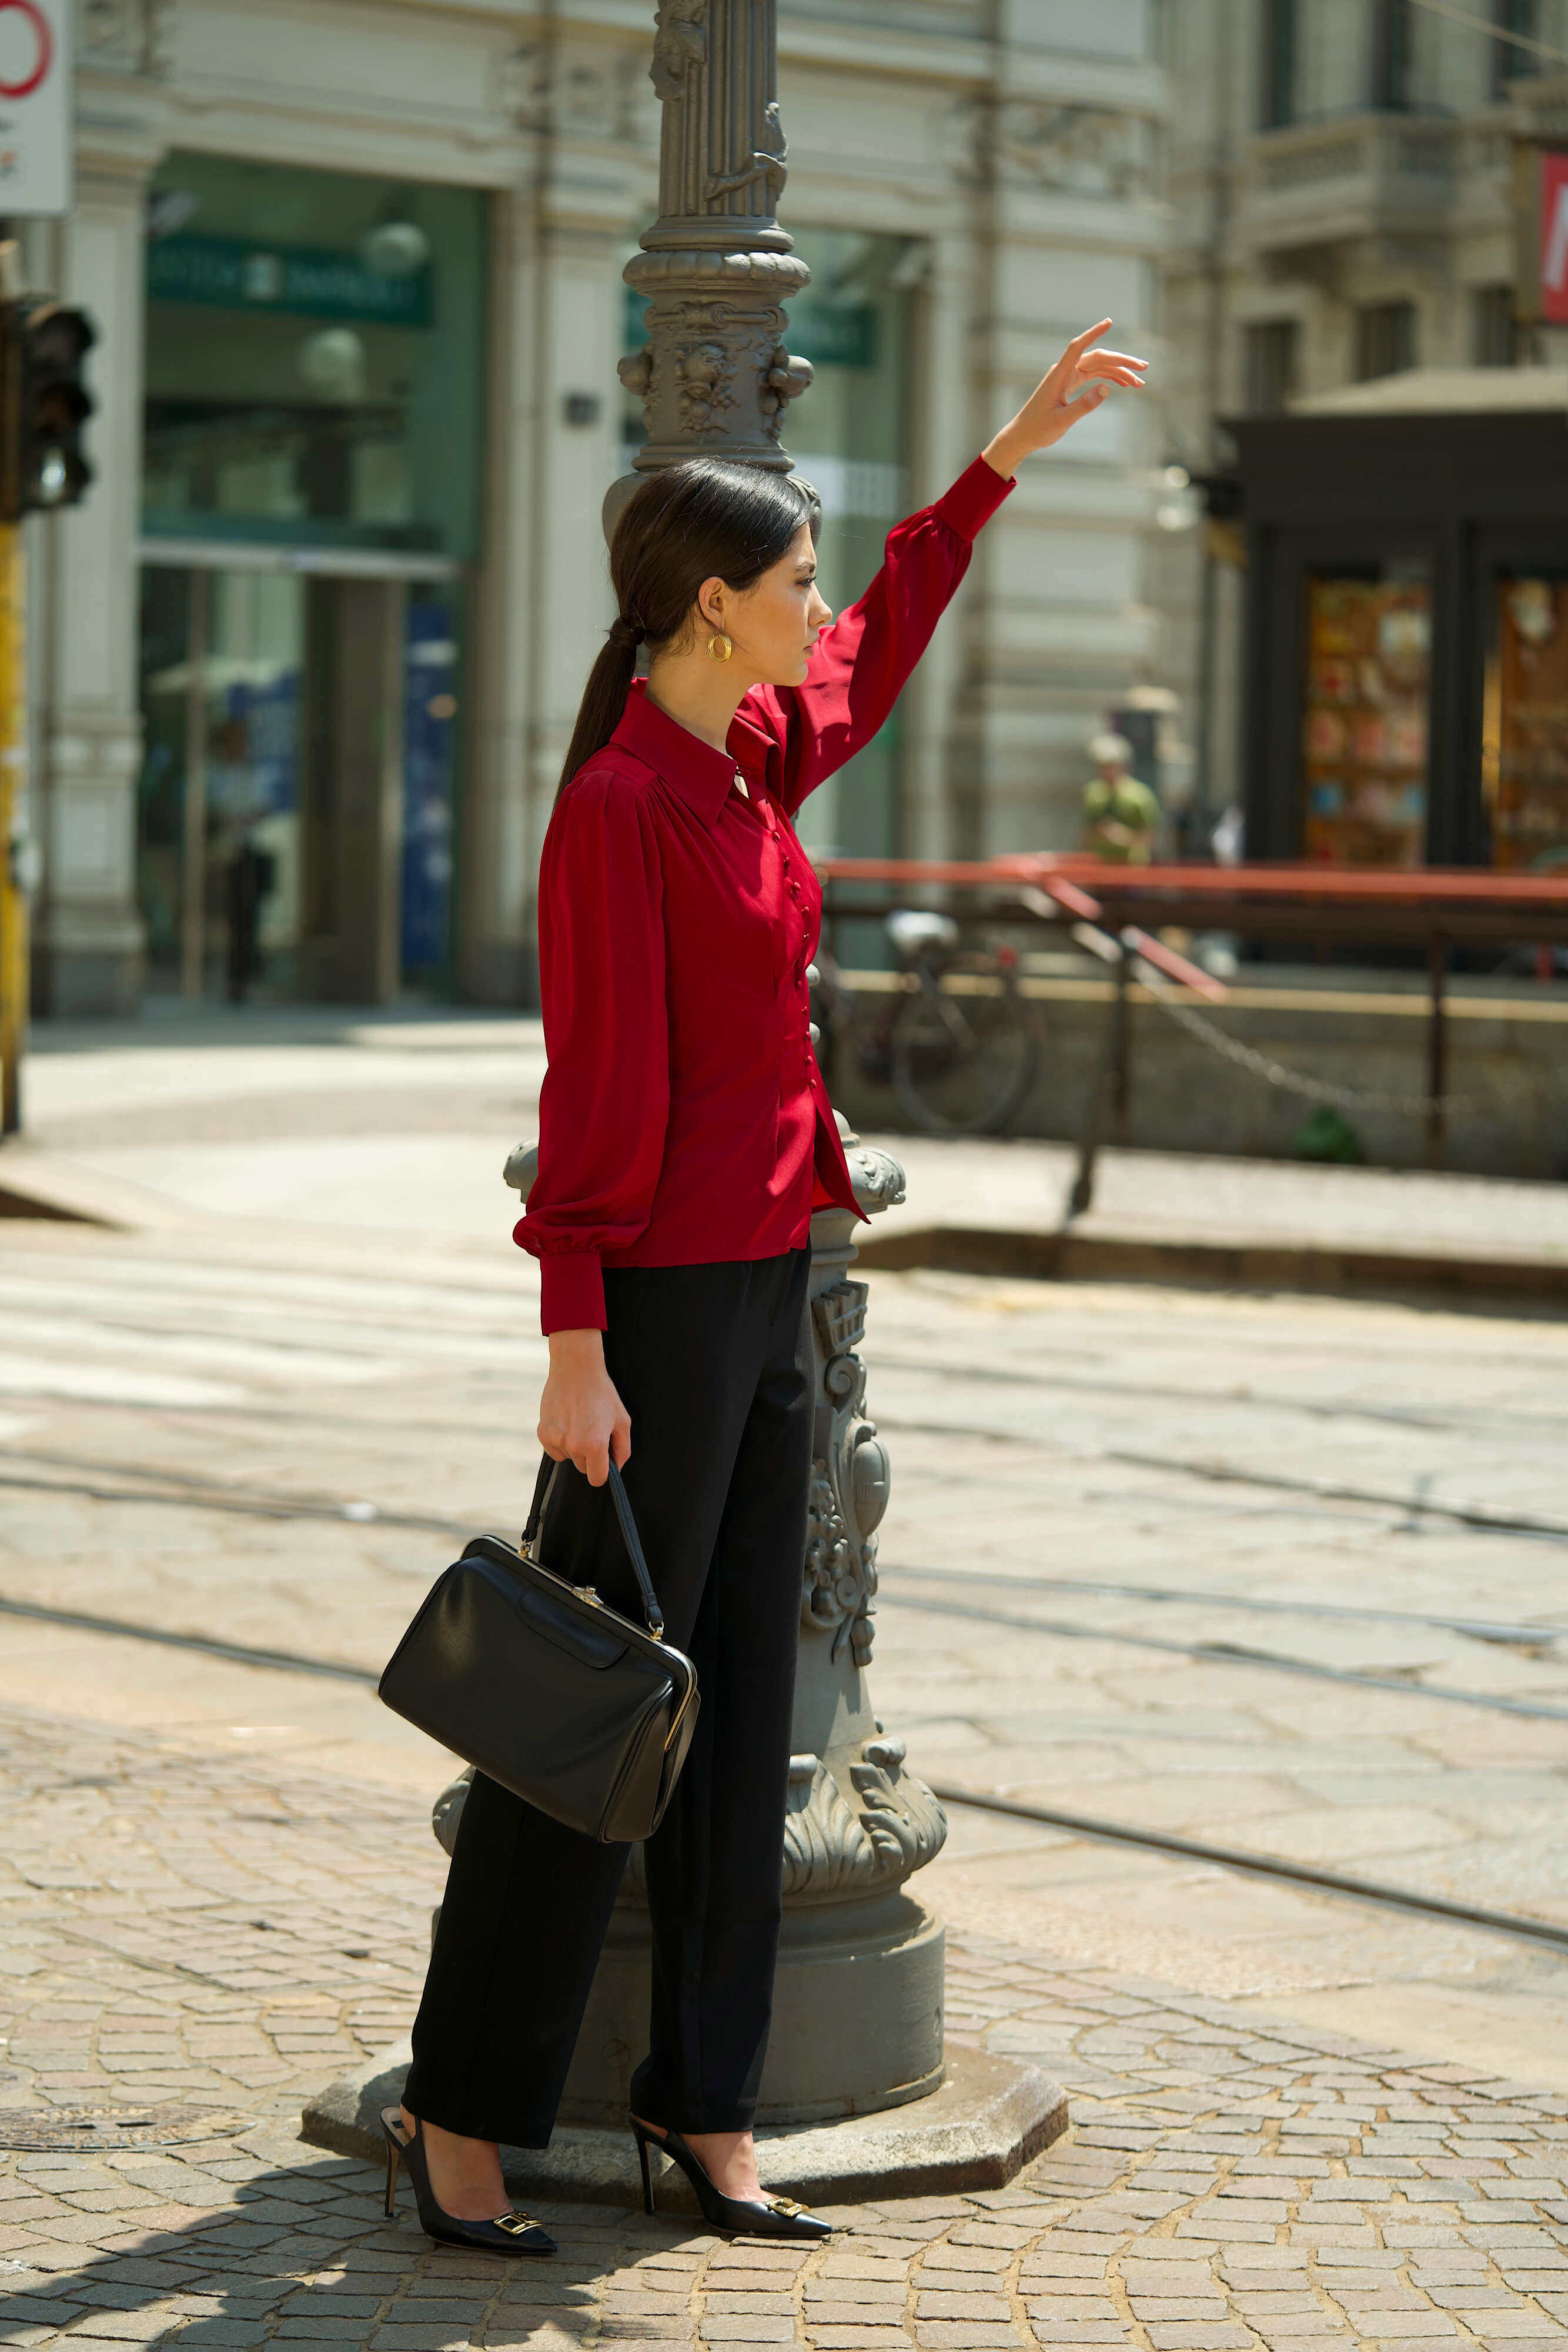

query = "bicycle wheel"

[890,954,1038,1135]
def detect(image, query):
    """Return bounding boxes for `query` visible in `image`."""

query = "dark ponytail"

[557,459,815,800]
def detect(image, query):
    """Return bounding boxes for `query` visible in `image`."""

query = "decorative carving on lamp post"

[781,1131,948,1923]
[613,0,814,494]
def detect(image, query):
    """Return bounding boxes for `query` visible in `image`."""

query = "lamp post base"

[301,2040,1068,2210]
[560,1887,946,2129]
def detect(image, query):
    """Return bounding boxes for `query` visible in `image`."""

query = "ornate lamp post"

[526,0,956,2129]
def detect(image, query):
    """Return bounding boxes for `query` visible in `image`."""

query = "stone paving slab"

[5,1207,1568,2091]
[1,1705,1566,2352]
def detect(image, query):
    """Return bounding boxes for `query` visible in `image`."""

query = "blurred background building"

[1159,0,1568,875]
[28,0,1168,1018]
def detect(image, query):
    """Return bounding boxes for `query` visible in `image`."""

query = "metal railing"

[815,855,1568,1192]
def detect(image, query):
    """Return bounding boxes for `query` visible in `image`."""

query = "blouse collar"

[611,681,738,828]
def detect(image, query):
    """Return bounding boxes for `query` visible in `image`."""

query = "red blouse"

[516,453,1014,1334]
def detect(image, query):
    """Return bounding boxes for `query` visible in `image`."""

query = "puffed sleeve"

[514,767,669,1335]
[757,456,1015,815]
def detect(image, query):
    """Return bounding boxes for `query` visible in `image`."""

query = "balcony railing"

[1238,112,1464,255]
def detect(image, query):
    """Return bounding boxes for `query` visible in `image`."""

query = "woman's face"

[707,524,834,687]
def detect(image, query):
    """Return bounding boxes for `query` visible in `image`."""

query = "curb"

[0,1148,210,1231]
[855,1222,1568,1307]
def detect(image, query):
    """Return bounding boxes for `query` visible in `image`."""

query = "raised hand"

[982,320,1148,479]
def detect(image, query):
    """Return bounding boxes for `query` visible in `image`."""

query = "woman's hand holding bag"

[537,1327,632,1487]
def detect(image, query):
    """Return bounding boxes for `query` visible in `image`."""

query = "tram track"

[878,1591,1568,1722]
[2,1588,1562,1961]
[28,1416,1544,1569]
[1110,1449,1568,1545]
[8,1449,1568,1719]
[871,1409,1568,1546]
[0,1593,384,1685]
[0,1463,469,1538]
[872,1348,1568,1441]
[927,1784,1568,1957]
[885,1561,1567,1650]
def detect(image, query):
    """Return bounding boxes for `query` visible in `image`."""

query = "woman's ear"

[696,575,727,634]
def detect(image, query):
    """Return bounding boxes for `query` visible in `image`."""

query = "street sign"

[0,0,70,217]
[1540,149,1568,325]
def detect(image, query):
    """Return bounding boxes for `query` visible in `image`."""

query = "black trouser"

[403,1248,814,2148]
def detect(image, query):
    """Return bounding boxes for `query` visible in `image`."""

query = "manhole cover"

[0,2105,254,2152]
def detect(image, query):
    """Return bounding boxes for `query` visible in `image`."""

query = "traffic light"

[0,299,95,523]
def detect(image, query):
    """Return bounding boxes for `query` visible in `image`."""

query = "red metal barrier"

[818,854,1568,913]
[814,854,1568,1173]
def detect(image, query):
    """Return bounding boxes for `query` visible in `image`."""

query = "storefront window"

[137,564,461,998]
[1300,567,1431,865]
[1485,575,1568,871]
[143,153,486,555]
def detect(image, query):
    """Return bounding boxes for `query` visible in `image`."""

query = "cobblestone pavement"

[2,1705,1566,2352]
[4,1014,1568,2345]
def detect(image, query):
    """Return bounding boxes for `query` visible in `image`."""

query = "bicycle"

[811,908,1039,1137]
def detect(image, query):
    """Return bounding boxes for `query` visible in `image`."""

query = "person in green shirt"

[1083,730,1161,863]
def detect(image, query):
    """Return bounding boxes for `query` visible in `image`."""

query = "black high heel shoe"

[630,2114,832,2241]
[381,2107,556,2256]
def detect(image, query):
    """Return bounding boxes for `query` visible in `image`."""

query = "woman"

[386,320,1146,2254]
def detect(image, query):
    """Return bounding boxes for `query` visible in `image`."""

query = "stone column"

[31,142,156,1017]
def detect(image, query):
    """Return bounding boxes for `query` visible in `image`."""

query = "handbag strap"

[521,1454,666,1642]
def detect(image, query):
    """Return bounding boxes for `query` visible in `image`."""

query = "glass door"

[136,557,459,1003]
[138,564,305,1000]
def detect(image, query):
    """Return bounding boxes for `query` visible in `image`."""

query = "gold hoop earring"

[707,632,733,663]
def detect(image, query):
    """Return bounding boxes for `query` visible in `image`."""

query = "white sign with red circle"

[0,0,70,216]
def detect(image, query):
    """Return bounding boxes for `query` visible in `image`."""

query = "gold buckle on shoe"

[496,2210,541,2236]
[767,2195,808,2217]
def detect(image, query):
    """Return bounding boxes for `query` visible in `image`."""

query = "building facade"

[26,0,1168,1019]
[1160,0,1568,863]
[31,0,1171,1016]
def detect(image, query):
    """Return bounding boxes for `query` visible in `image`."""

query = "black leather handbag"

[378,1456,699,1844]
